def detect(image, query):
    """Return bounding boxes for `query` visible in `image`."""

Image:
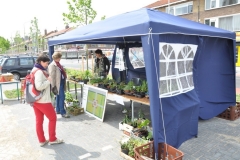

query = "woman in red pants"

[32,54,63,147]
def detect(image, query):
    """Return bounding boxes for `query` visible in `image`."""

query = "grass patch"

[4,89,20,99]
[237,94,240,102]
[68,82,81,89]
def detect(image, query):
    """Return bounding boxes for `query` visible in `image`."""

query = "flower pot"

[121,149,129,155]
[119,121,124,130]
[65,101,73,107]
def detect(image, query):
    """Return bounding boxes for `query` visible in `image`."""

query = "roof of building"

[145,0,185,9]
[44,27,74,39]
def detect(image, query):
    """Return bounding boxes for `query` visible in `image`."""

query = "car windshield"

[0,58,3,66]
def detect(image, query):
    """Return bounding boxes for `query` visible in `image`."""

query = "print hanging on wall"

[159,43,198,98]
[129,47,145,69]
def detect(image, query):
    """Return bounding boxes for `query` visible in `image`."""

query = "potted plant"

[124,80,134,95]
[67,103,84,116]
[120,142,129,155]
[83,70,92,84]
[134,86,144,98]
[75,71,84,82]
[65,91,73,107]
[140,80,148,95]
[109,80,117,93]
[102,78,110,89]
[116,82,125,95]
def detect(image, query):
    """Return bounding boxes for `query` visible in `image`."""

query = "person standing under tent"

[94,49,110,78]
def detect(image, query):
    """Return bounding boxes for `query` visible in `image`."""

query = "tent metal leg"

[131,101,134,121]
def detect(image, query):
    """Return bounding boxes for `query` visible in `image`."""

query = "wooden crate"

[0,73,14,82]
[69,107,84,116]
[217,103,240,121]
[134,141,184,160]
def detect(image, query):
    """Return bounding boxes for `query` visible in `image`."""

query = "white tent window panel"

[129,47,145,69]
[114,48,126,71]
[159,43,198,98]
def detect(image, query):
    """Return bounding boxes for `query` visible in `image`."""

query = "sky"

[0,0,157,40]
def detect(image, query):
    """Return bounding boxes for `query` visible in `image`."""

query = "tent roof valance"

[48,8,235,46]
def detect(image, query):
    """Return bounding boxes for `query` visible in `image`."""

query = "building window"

[166,2,193,16]
[220,0,238,7]
[205,19,216,27]
[219,14,240,31]
[205,19,210,25]
[206,0,240,10]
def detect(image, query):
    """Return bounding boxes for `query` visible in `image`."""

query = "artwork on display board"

[129,47,145,69]
[159,43,198,98]
[114,48,126,71]
[82,85,108,122]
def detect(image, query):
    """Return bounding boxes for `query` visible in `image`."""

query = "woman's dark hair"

[36,54,50,64]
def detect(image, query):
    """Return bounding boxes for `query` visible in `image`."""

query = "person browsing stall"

[48,51,70,118]
[32,54,64,146]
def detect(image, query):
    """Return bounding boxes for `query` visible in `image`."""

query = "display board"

[82,85,108,122]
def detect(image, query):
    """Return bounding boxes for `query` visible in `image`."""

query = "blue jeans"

[56,78,66,115]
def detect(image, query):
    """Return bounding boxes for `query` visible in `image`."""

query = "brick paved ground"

[1,67,240,160]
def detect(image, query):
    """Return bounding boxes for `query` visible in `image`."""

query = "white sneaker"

[49,139,64,145]
[40,140,49,147]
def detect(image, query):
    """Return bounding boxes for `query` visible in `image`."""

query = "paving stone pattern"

[1,94,240,160]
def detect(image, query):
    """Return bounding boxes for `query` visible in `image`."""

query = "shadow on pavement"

[43,143,101,160]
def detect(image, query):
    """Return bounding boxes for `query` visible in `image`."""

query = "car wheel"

[12,72,20,81]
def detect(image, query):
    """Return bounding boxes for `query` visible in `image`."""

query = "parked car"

[0,56,37,80]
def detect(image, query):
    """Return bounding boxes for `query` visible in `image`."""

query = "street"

[61,58,94,71]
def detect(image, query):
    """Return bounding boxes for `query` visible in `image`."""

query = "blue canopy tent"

[48,8,236,158]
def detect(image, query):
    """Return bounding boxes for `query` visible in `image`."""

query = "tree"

[14,31,23,53]
[62,0,97,26]
[101,15,106,20]
[29,17,41,54]
[0,36,10,54]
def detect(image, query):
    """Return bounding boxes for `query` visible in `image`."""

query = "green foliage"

[135,86,141,92]
[120,142,128,150]
[116,82,125,90]
[102,78,109,85]
[83,70,92,79]
[137,119,150,129]
[140,80,148,93]
[109,80,117,89]
[125,138,147,157]
[69,82,81,89]
[236,94,240,102]
[4,89,20,99]
[65,91,74,102]
[0,36,10,54]
[29,17,41,53]
[89,77,102,84]
[101,15,106,20]
[13,31,23,45]
[122,114,131,124]
[123,85,131,91]
[62,0,97,26]
[126,80,134,91]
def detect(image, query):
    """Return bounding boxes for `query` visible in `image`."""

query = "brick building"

[146,0,240,64]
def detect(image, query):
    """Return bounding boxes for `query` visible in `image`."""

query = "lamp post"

[23,21,31,42]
